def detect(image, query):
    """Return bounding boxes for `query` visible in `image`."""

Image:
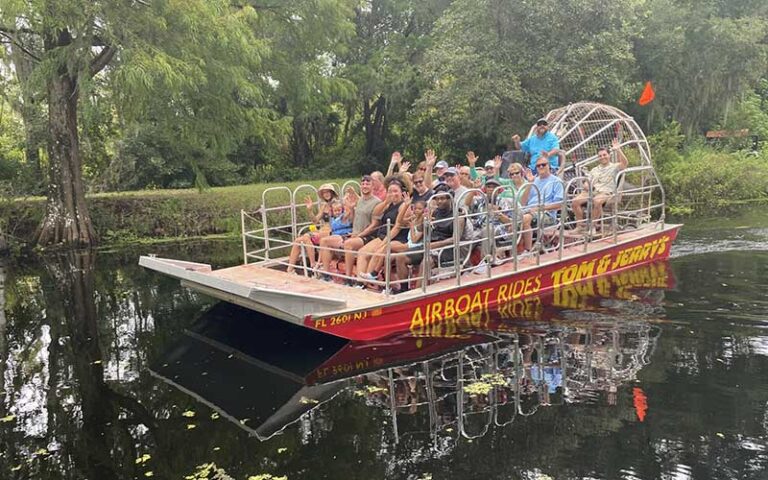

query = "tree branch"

[89,45,116,77]
[0,31,41,61]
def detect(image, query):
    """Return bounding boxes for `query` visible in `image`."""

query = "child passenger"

[287,201,350,274]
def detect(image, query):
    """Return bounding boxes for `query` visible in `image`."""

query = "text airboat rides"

[408,234,671,330]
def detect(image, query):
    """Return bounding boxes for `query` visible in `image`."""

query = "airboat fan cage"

[540,101,653,170]
[532,101,663,226]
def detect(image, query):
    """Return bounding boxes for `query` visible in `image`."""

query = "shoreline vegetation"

[4,140,768,251]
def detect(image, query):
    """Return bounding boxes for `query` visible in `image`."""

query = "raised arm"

[612,138,629,170]
[386,151,402,177]
[467,151,479,181]
[424,149,437,189]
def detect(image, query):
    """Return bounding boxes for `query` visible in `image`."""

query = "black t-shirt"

[412,189,433,204]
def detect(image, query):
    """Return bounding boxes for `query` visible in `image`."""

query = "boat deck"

[213,224,668,306]
[211,263,384,310]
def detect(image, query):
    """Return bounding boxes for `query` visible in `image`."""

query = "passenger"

[411,172,433,203]
[459,165,474,188]
[395,183,466,290]
[432,151,449,183]
[287,201,349,274]
[467,151,501,185]
[499,162,531,203]
[521,159,564,251]
[465,178,517,272]
[316,178,378,279]
[572,139,628,229]
[337,175,382,284]
[356,176,412,283]
[512,118,561,172]
[304,183,338,226]
[485,178,523,251]
[443,167,469,205]
[371,171,387,201]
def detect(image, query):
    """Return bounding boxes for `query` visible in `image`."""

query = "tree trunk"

[363,95,386,160]
[35,69,97,247]
[291,116,314,168]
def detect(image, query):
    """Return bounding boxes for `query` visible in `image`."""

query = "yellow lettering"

[497,284,509,303]
[410,308,425,335]
[456,294,471,316]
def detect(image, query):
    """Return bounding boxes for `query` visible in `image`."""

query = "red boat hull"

[304,226,680,341]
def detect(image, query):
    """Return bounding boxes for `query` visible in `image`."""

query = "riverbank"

[2,180,348,249]
[3,172,766,250]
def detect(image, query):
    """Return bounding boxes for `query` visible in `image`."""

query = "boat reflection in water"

[150,260,674,444]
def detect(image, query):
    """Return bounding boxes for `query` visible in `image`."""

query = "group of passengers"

[285,118,629,291]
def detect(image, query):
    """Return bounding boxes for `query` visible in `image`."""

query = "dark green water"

[1,219,767,480]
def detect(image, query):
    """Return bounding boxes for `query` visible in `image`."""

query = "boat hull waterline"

[306,225,679,340]
[141,224,679,341]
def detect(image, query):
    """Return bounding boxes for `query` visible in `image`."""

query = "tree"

[340,0,452,168]
[412,0,640,159]
[634,0,768,136]
[0,0,268,246]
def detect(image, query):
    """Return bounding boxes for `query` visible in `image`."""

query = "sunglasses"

[413,180,424,185]
[418,167,427,171]
[536,163,548,169]
[509,170,521,175]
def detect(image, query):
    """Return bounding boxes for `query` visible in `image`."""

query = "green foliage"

[660,147,768,214]
[412,0,640,160]
[634,0,768,136]
[648,121,685,171]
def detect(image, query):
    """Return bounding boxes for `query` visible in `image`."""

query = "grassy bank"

[2,180,349,248]
[4,143,768,250]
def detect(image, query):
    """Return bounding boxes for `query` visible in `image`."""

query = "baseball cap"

[443,167,458,176]
[536,118,549,126]
[435,160,449,169]
[432,182,452,195]
[484,160,496,168]
[485,178,501,187]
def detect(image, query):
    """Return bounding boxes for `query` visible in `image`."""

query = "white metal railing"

[241,175,666,295]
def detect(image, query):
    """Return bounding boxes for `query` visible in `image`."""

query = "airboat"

[140,102,681,340]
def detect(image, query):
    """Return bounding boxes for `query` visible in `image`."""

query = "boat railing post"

[241,209,249,265]
[511,200,518,271]
[299,243,310,277]
[586,178,593,249]
[613,173,620,244]
[385,219,392,296]
[486,188,495,279]
[422,214,431,293]
[535,186,543,266]
[261,202,271,260]
[453,188,479,286]
[558,178,566,260]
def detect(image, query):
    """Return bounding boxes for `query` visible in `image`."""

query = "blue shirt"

[526,174,564,218]
[330,215,352,236]
[521,131,560,171]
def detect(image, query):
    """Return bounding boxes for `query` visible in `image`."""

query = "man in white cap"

[512,118,560,173]
[466,151,503,186]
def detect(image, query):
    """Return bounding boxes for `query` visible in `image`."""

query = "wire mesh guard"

[540,102,663,228]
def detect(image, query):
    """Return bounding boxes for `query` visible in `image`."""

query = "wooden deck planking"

[210,263,384,309]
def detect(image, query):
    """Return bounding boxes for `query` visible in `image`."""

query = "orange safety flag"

[638,81,655,106]
[633,387,648,422]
